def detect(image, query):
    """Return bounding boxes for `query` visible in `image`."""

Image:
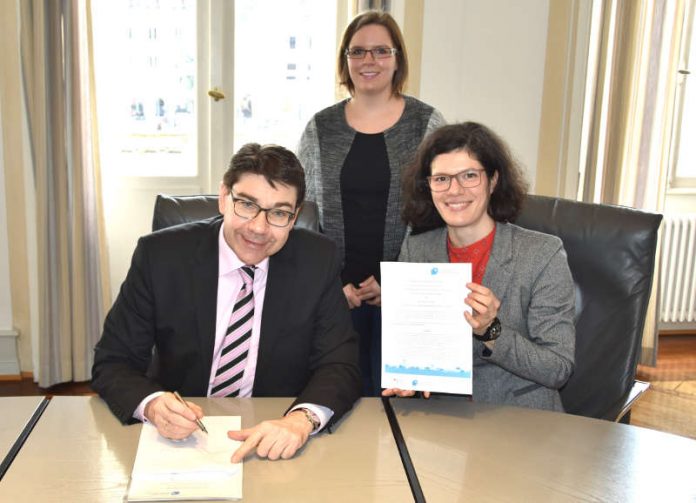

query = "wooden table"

[389,396,696,502]
[0,396,411,502]
[5,394,696,502]
[0,396,47,477]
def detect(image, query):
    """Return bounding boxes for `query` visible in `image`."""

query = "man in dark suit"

[92,144,360,462]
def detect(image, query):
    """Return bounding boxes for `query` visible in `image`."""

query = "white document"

[381,262,472,395]
[127,416,242,502]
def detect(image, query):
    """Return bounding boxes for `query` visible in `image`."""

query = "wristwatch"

[298,408,321,433]
[474,317,502,342]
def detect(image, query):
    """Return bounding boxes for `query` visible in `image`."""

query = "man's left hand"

[228,411,313,463]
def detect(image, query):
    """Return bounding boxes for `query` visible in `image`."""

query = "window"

[233,0,337,151]
[92,0,197,177]
[92,0,337,178]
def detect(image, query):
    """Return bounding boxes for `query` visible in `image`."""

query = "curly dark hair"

[223,143,306,207]
[337,10,408,96]
[402,122,528,232]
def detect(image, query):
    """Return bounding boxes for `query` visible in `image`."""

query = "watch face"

[474,318,501,342]
[487,318,501,340]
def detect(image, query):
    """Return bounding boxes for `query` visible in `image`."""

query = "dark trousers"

[351,303,382,397]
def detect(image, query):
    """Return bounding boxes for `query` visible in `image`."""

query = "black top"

[340,132,390,285]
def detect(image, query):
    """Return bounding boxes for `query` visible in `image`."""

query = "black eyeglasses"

[426,169,486,192]
[345,46,398,59]
[230,195,296,227]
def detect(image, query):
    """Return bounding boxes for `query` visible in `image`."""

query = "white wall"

[419,0,550,189]
[0,95,20,375]
[0,97,12,330]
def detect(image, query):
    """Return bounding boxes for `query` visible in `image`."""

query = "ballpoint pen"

[173,391,209,434]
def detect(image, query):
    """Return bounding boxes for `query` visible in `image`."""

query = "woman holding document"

[383,122,575,411]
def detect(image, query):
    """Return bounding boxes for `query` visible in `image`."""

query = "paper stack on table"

[127,416,242,501]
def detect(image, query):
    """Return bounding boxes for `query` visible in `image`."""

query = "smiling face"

[218,173,298,265]
[346,24,397,97]
[430,149,498,246]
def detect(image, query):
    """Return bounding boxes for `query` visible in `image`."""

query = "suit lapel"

[484,223,514,302]
[254,232,296,390]
[432,227,450,262]
[191,218,222,391]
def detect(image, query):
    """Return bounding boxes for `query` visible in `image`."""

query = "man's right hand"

[144,392,204,440]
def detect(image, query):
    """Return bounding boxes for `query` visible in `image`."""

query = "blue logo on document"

[431,267,438,275]
[412,379,418,386]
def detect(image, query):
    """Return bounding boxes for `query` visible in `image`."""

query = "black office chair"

[153,193,661,422]
[515,195,662,422]
[152,194,320,233]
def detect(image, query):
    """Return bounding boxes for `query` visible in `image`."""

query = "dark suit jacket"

[92,216,361,425]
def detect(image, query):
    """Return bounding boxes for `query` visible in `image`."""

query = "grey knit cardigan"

[297,96,445,264]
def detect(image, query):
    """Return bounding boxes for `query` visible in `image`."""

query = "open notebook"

[127,416,242,501]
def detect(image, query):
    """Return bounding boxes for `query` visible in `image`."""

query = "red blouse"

[447,227,496,284]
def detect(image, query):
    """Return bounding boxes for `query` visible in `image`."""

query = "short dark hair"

[402,122,528,231]
[337,10,408,96]
[223,143,306,207]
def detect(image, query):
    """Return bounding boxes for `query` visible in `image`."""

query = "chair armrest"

[613,380,650,422]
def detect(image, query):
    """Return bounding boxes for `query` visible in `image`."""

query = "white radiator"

[659,214,696,328]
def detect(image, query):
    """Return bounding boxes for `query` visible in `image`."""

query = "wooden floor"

[632,334,696,440]
[0,377,94,397]
[1,334,694,439]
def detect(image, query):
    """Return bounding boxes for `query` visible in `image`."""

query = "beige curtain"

[581,0,686,365]
[20,0,110,387]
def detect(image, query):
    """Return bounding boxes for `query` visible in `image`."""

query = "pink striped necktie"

[211,265,255,397]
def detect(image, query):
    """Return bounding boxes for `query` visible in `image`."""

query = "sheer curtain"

[580,0,685,365]
[20,0,110,386]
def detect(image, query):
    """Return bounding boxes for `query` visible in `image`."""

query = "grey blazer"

[399,223,575,411]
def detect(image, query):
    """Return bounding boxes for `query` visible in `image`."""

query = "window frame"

[667,0,696,193]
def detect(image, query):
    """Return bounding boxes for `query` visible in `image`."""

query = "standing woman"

[298,11,445,396]
[384,123,575,411]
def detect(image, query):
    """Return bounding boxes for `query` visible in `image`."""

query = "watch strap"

[474,317,501,342]
[297,407,321,432]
